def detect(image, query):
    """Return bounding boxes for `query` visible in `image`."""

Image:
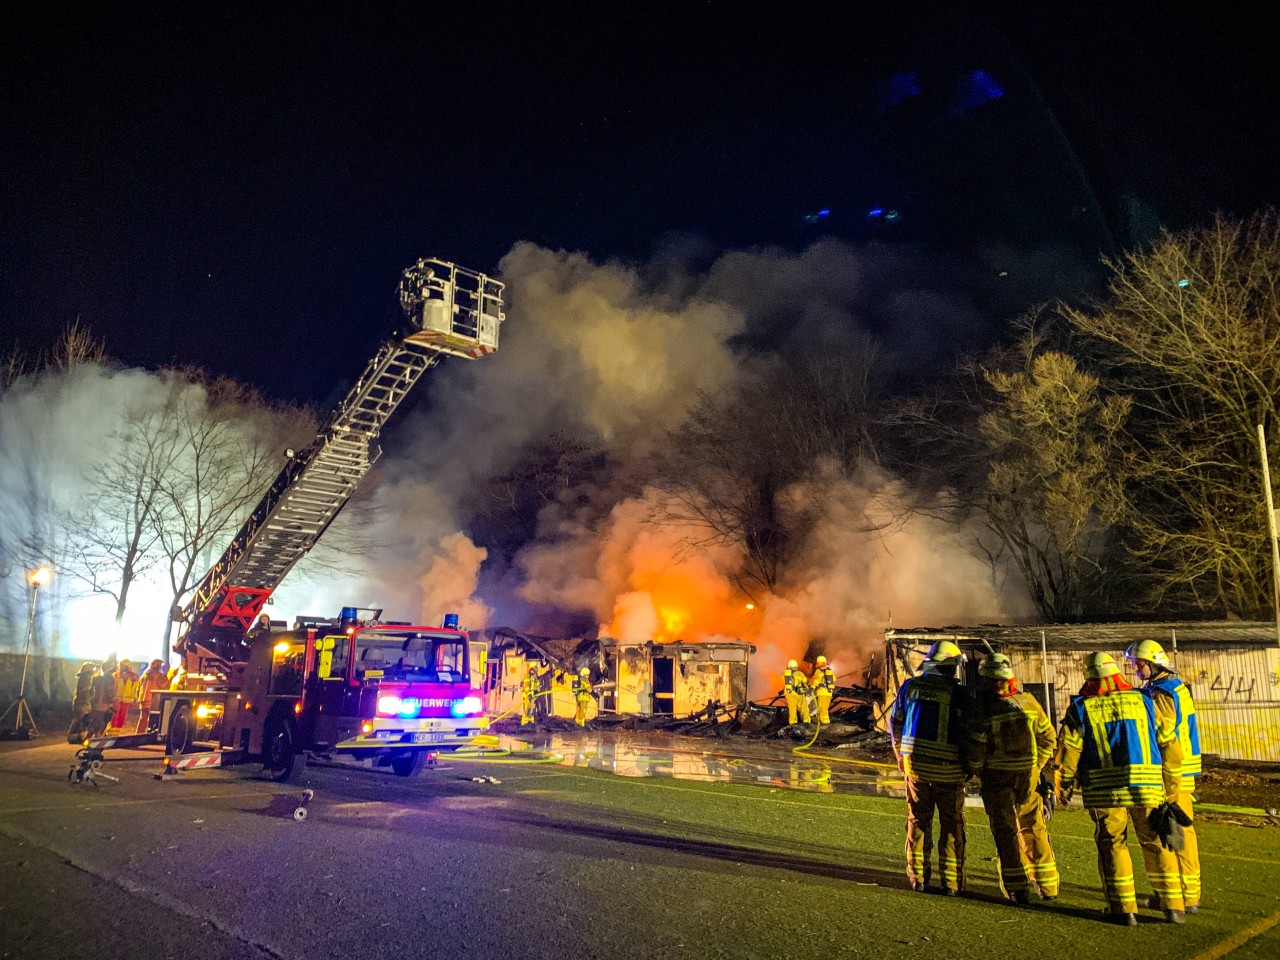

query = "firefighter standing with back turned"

[890,640,971,895]
[966,652,1059,904]
[783,659,811,725]
[573,666,593,726]
[1054,651,1187,925]
[1127,639,1203,914]
[520,664,540,726]
[811,655,836,724]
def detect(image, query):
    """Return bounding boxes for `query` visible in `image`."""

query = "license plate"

[412,732,446,744]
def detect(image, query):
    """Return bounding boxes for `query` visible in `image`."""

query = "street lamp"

[1,565,51,738]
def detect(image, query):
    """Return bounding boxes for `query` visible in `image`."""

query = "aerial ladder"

[174,258,505,675]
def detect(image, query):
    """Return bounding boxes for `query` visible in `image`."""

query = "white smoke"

[3,238,1032,683]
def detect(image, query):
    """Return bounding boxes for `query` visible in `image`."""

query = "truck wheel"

[390,750,430,778]
[263,721,301,783]
[166,704,194,756]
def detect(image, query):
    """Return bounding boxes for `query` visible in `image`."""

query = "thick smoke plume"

[2,239,1031,688]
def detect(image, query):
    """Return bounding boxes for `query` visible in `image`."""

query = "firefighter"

[1127,639,1202,914]
[890,640,971,895]
[811,655,836,724]
[520,663,541,725]
[88,657,118,737]
[783,659,811,725]
[572,666,593,726]
[66,662,96,742]
[1054,651,1186,925]
[966,653,1058,904]
[135,658,168,734]
[110,659,140,732]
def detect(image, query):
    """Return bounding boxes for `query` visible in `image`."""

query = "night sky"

[3,3,1277,405]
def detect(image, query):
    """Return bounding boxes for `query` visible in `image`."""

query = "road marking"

[0,791,267,816]
[1189,907,1280,960]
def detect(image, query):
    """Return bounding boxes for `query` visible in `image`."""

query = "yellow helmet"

[816,655,828,667]
[978,653,1014,680]
[925,640,963,664]
[1084,651,1121,679]
[1125,639,1177,673]
[579,666,590,675]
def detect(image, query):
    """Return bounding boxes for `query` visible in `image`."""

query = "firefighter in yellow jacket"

[520,665,540,726]
[966,653,1058,904]
[890,640,971,895]
[1055,651,1186,925]
[572,666,594,726]
[783,659,811,725]
[1128,639,1202,914]
[811,655,836,724]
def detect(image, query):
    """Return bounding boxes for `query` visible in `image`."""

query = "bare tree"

[153,372,301,658]
[884,316,1130,620]
[62,402,177,624]
[1059,210,1280,616]
[980,350,1130,619]
[652,349,883,595]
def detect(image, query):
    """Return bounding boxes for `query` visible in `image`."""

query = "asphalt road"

[2,735,1279,960]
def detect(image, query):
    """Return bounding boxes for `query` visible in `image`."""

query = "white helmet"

[787,659,798,670]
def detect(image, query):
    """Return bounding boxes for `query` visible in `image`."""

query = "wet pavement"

[485,729,904,797]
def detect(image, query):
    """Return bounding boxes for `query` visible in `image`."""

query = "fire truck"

[77,258,503,782]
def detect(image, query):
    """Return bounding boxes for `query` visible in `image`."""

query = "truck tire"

[263,720,302,783]
[391,750,430,778]
[166,703,194,756]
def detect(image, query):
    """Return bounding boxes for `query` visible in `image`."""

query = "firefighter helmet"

[787,659,799,669]
[1084,651,1121,679]
[978,653,1014,680]
[1125,639,1177,673]
[79,661,95,674]
[925,640,963,664]
[579,666,590,675]
[816,655,828,667]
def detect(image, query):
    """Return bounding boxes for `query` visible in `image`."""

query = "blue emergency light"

[442,613,460,629]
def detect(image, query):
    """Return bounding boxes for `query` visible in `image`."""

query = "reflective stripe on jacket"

[967,689,1055,775]
[891,673,969,783]
[1056,687,1167,807]
[1145,675,1202,781]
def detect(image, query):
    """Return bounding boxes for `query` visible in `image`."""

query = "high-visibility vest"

[1146,675,1202,781]
[573,675,592,699]
[811,666,836,694]
[1058,688,1165,807]
[891,673,968,783]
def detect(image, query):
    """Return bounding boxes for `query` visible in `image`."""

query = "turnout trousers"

[1149,786,1201,909]
[979,771,1058,898]
[904,776,966,892]
[814,690,832,724]
[785,692,811,725]
[1088,806,1185,915]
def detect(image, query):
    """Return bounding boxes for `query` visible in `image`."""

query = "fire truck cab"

[145,610,488,782]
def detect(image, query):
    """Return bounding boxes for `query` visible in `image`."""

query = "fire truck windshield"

[354,630,468,683]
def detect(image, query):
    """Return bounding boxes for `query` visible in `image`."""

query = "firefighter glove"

[1036,779,1056,821]
[1148,802,1186,852]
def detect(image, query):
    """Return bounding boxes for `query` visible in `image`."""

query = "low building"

[597,639,756,717]
[884,622,1280,763]
[479,629,756,722]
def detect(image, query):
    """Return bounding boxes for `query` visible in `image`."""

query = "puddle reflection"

[492,731,903,797]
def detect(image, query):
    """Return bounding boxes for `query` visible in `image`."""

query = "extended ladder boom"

[175,259,504,662]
